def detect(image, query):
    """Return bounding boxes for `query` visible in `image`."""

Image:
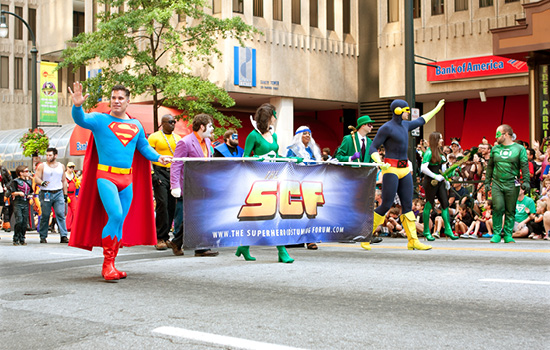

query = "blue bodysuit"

[72,105,160,241]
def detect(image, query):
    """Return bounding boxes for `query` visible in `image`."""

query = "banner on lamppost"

[39,62,58,123]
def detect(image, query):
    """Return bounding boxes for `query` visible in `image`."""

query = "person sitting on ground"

[464,200,493,239]
[456,203,474,238]
[527,200,547,240]
[383,207,406,238]
[511,186,536,239]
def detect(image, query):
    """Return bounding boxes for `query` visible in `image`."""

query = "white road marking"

[479,278,550,285]
[153,326,308,350]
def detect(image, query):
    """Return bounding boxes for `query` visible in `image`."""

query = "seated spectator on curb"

[512,186,537,238]
[527,200,547,239]
[384,207,406,238]
[456,203,474,238]
[464,200,493,239]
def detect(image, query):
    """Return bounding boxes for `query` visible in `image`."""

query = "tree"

[60,0,258,134]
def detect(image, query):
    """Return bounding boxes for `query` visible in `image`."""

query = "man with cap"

[335,115,374,164]
[335,115,383,244]
[367,99,445,251]
[65,161,80,231]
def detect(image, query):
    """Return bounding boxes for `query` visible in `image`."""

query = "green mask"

[496,130,502,139]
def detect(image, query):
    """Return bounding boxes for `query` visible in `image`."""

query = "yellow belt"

[98,164,132,175]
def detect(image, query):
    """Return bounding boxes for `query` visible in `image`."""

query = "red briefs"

[97,170,132,191]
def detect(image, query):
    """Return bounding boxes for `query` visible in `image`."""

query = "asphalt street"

[1,231,549,350]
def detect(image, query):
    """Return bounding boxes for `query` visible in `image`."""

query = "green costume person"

[335,115,374,164]
[420,132,459,241]
[235,103,295,263]
[485,124,530,243]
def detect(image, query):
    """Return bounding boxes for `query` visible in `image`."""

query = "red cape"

[69,133,156,251]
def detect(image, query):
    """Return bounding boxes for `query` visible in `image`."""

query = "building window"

[14,6,23,40]
[413,0,421,18]
[0,5,7,39]
[504,0,519,3]
[58,65,63,92]
[28,8,37,39]
[14,57,23,90]
[326,0,334,31]
[253,0,263,17]
[455,0,468,11]
[233,0,243,14]
[343,0,350,34]
[292,0,300,24]
[73,11,85,37]
[432,0,444,15]
[310,0,318,27]
[273,0,283,21]
[93,0,97,32]
[1,56,8,89]
[28,59,31,91]
[388,0,399,22]
[479,0,493,7]
[212,0,221,14]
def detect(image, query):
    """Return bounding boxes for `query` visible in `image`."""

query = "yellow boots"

[401,212,432,250]
[361,212,386,250]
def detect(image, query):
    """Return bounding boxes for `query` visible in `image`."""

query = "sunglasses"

[166,120,176,125]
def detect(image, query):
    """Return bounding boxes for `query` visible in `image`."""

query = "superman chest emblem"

[109,122,139,146]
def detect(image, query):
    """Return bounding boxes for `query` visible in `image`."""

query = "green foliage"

[19,128,50,157]
[60,0,259,136]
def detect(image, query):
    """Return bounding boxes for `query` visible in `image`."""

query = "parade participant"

[170,114,219,257]
[7,166,33,245]
[366,99,445,251]
[68,82,171,281]
[34,147,69,244]
[286,126,322,163]
[236,103,295,263]
[335,115,374,164]
[334,115,383,245]
[65,162,80,232]
[485,124,530,243]
[149,114,181,250]
[286,125,322,249]
[214,129,244,158]
[420,132,458,241]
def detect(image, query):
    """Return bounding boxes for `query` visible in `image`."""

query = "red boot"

[101,236,125,280]
[113,241,126,279]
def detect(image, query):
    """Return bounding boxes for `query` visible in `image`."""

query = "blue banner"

[183,161,376,249]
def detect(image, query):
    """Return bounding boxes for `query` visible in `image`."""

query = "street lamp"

[0,10,38,130]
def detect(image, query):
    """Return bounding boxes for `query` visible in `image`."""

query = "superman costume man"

[365,99,445,251]
[68,82,171,280]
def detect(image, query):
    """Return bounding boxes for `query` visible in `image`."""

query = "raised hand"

[68,81,89,107]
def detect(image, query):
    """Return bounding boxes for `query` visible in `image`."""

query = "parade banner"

[183,161,376,249]
[39,62,58,123]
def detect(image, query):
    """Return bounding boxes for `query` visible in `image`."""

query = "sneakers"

[155,239,168,250]
[60,236,69,243]
[482,233,493,238]
[433,232,440,239]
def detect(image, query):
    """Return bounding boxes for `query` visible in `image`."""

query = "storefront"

[491,0,550,144]
[427,55,529,149]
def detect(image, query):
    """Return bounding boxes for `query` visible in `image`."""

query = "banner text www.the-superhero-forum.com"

[211,226,345,239]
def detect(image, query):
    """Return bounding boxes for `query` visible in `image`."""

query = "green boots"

[235,246,256,261]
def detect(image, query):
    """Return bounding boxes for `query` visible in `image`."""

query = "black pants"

[13,201,28,243]
[153,165,176,241]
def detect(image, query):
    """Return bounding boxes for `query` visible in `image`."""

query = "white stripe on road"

[480,278,550,285]
[153,326,308,350]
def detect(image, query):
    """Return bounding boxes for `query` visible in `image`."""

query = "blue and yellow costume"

[71,105,161,279]
[366,99,445,250]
